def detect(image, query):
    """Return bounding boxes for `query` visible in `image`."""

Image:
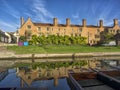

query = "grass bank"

[7,45,120,54]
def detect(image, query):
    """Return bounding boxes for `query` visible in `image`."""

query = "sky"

[0,0,120,32]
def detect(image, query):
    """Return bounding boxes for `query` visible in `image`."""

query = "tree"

[102,33,114,43]
[114,30,120,46]
[31,35,38,45]
[29,34,87,45]
[19,36,26,42]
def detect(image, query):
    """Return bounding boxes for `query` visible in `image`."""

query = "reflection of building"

[17,60,118,87]
[19,17,120,45]
[17,67,68,87]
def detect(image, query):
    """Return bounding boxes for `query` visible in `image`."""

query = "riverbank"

[0,45,120,67]
[1,52,120,60]
[0,52,120,67]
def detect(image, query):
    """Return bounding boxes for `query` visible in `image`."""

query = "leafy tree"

[31,35,38,45]
[114,30,120,46]
[29,35,87,45]
[102,33,114,43]
[19,36,26,42]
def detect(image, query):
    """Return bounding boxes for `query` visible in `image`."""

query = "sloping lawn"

[7,45,120,54]
[43,45,120,53]
[7,45,47,54]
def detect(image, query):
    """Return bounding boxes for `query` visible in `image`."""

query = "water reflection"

[17,66,71,87]
[0,59,120,89]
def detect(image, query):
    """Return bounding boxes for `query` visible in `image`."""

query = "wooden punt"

[68,70,120,90]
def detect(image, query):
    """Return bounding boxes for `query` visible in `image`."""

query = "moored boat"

[68,70,120,90]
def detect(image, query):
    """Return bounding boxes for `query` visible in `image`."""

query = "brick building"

[19,17,120,45]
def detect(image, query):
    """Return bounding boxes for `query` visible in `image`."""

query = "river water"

[0,59,120,90]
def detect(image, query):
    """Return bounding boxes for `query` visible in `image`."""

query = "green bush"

[29,35,87,45]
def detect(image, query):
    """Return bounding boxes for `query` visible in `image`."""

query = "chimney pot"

[66,18,70,26]
[53,18,58,26]
[82,19,86,27]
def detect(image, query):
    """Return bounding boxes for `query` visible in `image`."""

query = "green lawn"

[7,45,120,54]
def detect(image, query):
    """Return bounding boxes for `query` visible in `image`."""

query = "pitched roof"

[0,30,8,38]
[34,22,83,27]
[33,22,114,29]
[33,23,53,26]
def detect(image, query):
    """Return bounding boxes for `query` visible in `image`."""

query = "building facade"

[19,17,120,45]
[0,30,9,43]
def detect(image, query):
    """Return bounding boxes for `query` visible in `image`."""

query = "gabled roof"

[0,30,8,38]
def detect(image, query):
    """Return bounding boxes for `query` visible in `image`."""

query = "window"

[75,34,77,36]
[47,27,50,31]
[90,40,92,43]
[71,34,74,36]
[95,35,100,38]
[113,30,115,33]
[58,28,60,32]
[64,29,66,32]
[110,30,112,33]
[79,28,82,32]
[37,27,41,31]
[97,29,100,33]
[72,29,74,32]
[93,40,96,44]
[27,25,31,29]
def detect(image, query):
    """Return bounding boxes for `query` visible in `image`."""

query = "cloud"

[72,12,80,19]
[1,0,20,19]
[0,20,19,32]
[31,0,54,22]
[0,0,20,32]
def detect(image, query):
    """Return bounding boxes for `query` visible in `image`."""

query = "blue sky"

[0,0,120,32]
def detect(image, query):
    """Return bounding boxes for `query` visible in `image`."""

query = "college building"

[19,17,120,45]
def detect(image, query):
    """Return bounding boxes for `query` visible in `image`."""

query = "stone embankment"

[0,46,120,67]
[0,51,120,60]
[0,44,120,68]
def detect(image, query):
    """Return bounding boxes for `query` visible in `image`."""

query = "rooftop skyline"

[0,0,120,32]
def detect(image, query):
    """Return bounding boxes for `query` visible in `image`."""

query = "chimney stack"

[82,19,86,27]
[114,19,118,26]
[21,17,24,27]
[99,20,103,27]
[53,18,58,26]
[66,18,70,26]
